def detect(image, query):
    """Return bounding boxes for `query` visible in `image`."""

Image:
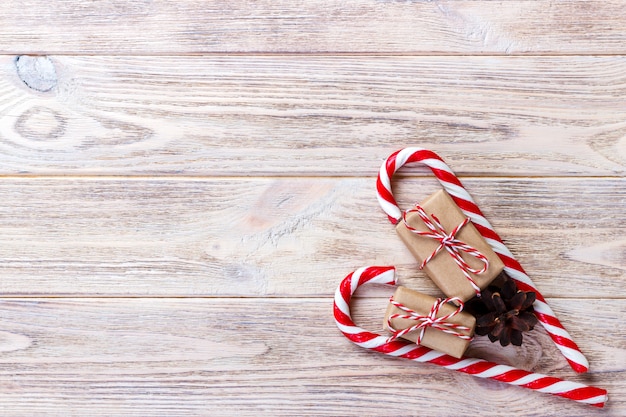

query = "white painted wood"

[0,1,623,414]
[0,1,624,54]
[0,178,623,298]
[0,298,621,416]
[1,56,624,176]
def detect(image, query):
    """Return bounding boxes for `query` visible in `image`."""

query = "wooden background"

[0,1,624,415]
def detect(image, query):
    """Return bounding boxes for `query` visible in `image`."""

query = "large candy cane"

[376,147,589,373]
[334,266,607,407]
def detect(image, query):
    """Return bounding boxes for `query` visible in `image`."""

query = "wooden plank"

[0,177,623,297]
[0,297,622,416]
[0,1,625,54]
[1,55,625,176]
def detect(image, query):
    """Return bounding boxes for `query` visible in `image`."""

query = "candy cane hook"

[376,147,589,373]
[334,266,607,407]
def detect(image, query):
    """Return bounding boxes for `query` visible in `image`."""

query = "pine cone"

[465,272,538,347]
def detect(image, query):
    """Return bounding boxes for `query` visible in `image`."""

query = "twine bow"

[386,297,473,346]
[403,204,488,297]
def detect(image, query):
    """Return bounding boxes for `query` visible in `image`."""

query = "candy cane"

[334,266,607,407]
[375,147,589,373]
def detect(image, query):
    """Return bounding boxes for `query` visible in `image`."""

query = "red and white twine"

[386,296,472,346]
[333,266,607,407]
[376,147,590,374]
[403,205,487,296]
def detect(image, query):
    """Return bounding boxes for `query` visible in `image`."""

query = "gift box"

[396,189,505,302]
[384,286,475,358]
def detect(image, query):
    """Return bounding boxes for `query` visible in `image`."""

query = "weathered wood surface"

[1,55,625,176]
[0,1,624,54]
[0,298,622,416]
[1,0,624,415]
[0,178,623,298]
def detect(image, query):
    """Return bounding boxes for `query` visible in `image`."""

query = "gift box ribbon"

[402,204,489,297]
[386,296,473,345]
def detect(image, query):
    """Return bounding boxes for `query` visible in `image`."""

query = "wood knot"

[15,55,58,92]
[15,106,67,140]
[0,331,32,353]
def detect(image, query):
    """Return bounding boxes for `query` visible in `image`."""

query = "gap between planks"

[0,295,623,300]
[0,175,624,180]
[4,52,626,57]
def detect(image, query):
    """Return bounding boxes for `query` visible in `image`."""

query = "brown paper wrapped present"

[396,189,505,302]
[384,286,475,358]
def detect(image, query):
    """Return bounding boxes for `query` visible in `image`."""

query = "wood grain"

[0,1,625,54]
[0,298,622,416]
[1,0,624,413]
[1,55,625,176]
[0,177,623,297]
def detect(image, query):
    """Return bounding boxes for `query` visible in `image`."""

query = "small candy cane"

[376,147,590,373]
[334,266,608,407]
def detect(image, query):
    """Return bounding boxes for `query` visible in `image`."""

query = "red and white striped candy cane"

[375,147,589,373]
[334,266,607,407]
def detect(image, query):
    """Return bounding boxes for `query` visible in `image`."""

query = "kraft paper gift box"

[384,286,475,358]
[396,189,505,302]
